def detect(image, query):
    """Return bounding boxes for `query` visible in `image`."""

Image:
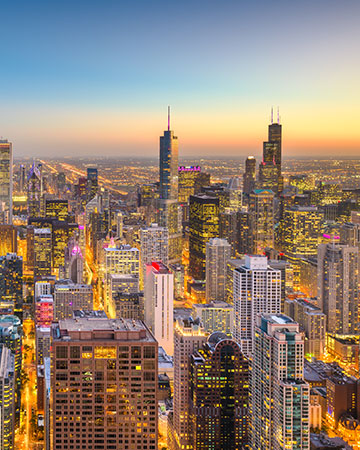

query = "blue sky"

[0,0,359,157]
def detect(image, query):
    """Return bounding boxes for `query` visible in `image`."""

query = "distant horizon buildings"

[0,139,13,224]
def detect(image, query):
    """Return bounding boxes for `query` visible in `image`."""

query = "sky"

[0,0,359,159]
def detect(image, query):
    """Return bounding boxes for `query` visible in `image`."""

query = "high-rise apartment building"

[144,262,174,355]
[318,243,359,334]
[167,318,207,450]
[189,333,249,449]
[251,314,310,450]
[205,238,231,302]
[0,345,15,450]
[249,189,274,254]
[54,282,93,320]
[285,297,326,359]
[51,317,158,450]
[0,140,13,224]
[34,228,52,279]
[140,223,169,287]
[189,194,219,280]
[243,156,256,196]
[233,255,281,356]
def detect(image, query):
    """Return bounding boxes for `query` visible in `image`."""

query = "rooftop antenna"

[168,105,170,131]
[271,106,273,124]
[277,106,280,124]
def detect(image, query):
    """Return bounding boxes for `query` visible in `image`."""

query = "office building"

[192,301,233,335]
[0,225,17,256]
[54,282,93,320]
[318,244,359,334]
[285,298,326,358]
[189,194,219,280]
[251,314,310,450]
[45,199,69,222]
[113,292,144,320]
[144,262,174,355]
[282,206,322,258]
[243,156,256,196]
[140,223,169,287]
[0,254,23,314]
[160,107,178,201]
[86,167,98,201]
[34,228,52,279]
[0,345,15,450]
[103,245,139,314]
[167,318,207,450]
[169,263,184,299]
[189,333,249,449]
[0,140,13,224]
[35,326,51,367]
[27,163,41,218]
[35,281,52,300]
[233,255,281,356]
[51,317,158,450]
[35,295,54,327]
[177,165,209,201]
[205,238,231,302]
[61,238,84,284]
[249,189,274,254]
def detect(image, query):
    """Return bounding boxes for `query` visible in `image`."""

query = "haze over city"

[1,0,359,158]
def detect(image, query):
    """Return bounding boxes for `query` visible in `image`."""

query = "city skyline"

[0,0,359,158]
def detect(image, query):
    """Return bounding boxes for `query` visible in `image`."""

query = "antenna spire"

[168,105,170,131]
[271,106,273,124]
[277,106,280,124]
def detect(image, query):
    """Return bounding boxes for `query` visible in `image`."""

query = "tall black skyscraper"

[259,108,283,195]
[158,108,181,263]
[159,107,179,200]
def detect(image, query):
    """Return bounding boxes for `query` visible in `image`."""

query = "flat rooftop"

[53,318,155,342]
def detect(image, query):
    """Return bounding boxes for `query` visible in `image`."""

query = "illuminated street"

[15,319,39,450]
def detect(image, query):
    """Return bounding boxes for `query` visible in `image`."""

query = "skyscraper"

[86,167,98,201]
[167,318,207,450]
[144,262,174,355]
[0,345,15,450]
[251,314,310,450]
[249,189,274,254]
[27,163,41,218]
[140,223,169,287]
[158,109,182,264]
[205,238,231,302]
[0,140,13,224]
[232,255,281,356]
[0,225,17,256]
[160,107,178,201]
[318,243,359,334]
[51,317,158,450]
[0,254,23,315]
[243,156,256,196]
[189,194,219,280]
[34,228,52,279]
[189,333,249,449]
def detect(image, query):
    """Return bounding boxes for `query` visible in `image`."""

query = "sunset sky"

[1,0,359,158]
